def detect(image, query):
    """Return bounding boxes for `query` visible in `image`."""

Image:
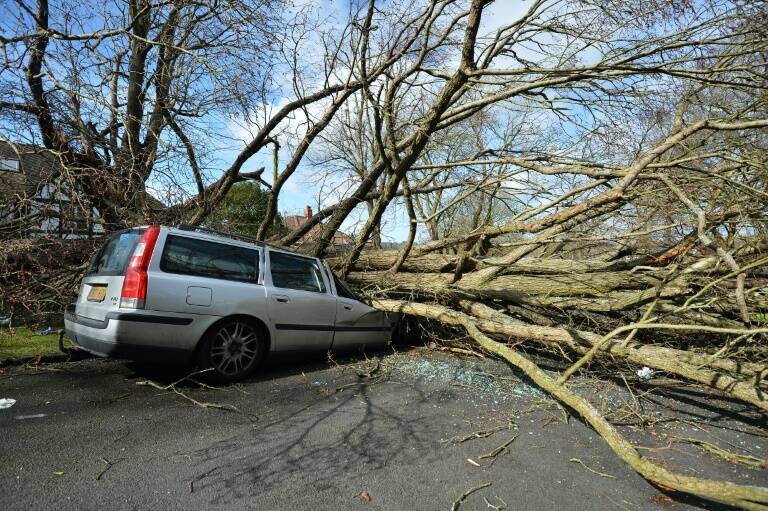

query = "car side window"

[160,235,260,283]
[269,251,327,293]
[333,275,358,300]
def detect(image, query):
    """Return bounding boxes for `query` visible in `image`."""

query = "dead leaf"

[53,471,64,476]
[651,494,674,507]
[358,490,372,502]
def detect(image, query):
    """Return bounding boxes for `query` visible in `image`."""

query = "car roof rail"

[174,224,303,255]
[176,224,267,246]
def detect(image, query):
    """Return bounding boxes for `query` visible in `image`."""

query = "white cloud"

[228,95,331,147]
[480,1,532,34]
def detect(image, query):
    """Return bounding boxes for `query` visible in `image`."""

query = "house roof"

[0,141,165,211]
[0,142,59,201]
[283,213,352,246]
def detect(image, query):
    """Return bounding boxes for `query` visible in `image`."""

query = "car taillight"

[120,225,161,309]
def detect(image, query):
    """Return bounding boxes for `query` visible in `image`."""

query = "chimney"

[304,205,313,218]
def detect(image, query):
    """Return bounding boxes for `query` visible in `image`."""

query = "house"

[0,141,161,239]
[282,205,352,247]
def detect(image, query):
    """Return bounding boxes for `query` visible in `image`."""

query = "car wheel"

[198,319,265,383]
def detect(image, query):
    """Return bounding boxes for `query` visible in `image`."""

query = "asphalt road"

[1,350,766,510]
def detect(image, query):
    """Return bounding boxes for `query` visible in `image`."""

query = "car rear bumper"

[64,304,202,364]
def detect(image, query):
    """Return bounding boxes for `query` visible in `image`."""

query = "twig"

[621,375,641,413]
[483,496,507,510]
[677,419,767,453]
[672,437,766,468]
[135,371,254,418]
[569,458,616,479]
[478,434,518,459]
[437,346,486,358]
[137,378,242,412]
[448,426,505,444]
[319,381,367,395]
[451,482,492,511]
[95,457,123,480]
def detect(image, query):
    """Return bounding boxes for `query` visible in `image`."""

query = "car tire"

[197,318,265,383]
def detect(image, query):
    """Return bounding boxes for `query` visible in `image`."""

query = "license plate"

[87,286,107,302]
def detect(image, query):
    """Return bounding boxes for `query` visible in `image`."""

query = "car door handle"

[274,295,290,303]
[343,305,353,310]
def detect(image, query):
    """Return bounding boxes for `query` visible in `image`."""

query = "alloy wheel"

[209,321,260,376]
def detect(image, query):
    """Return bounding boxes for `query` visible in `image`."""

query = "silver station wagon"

[64,225,395,381]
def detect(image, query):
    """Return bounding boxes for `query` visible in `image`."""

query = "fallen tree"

[339,250,768,413]
[373,300,768,511]
[335,247,768,411]
[342,240,768,508]
[2,0,767,509]
[346,268,692,311]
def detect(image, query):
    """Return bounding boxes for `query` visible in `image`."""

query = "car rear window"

[160,235,260,283]
[87,229,143,276]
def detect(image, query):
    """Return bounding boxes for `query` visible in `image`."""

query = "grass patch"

[0,326,70,360]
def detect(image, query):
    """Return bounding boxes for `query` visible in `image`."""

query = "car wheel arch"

[196,314,272,354]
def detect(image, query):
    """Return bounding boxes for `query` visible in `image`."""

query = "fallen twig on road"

[137,378,242,412]
[436,346,486,358]
[451,482,492,511]
[479,434,518,460]
[483,496,507,510]
[448,426,505,444]
[95,456,124,481]
[671,437,767,469]
[569,458,616,479]
[135,369,255,419]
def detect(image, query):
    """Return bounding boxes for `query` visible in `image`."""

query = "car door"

[146,232,265,318]
[265,250,336,351]
[328,267,392,350]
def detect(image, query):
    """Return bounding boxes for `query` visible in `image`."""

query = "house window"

[0,159,19,172]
